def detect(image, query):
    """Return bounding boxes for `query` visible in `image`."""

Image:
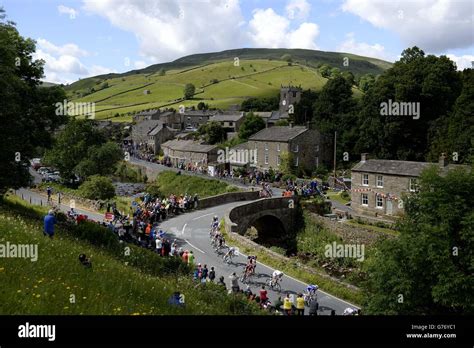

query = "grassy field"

[68,58,362,121]
[0,195,261,315]
[148,171,240,198]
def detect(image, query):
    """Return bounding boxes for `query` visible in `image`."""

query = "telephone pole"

[333,131,337,189]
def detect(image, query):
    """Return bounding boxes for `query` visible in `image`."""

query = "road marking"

[192,213,214,220]
[181,223,187,235]
[237,250,359,310]
[184,239,205,254]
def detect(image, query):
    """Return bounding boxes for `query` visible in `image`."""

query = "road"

[15,185,359,315]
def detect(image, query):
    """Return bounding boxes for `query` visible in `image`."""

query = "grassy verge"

[326,189,350,205]
[148,171,240,198]
[0,195,262,315]
[221,220,363,306]
[346,219,399,236]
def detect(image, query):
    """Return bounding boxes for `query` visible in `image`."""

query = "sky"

[2,0,473,84]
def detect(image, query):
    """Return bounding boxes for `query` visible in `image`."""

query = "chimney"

[361,153,368,162]
[439,153,448,168]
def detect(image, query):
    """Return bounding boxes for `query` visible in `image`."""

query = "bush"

[282,174,297,182]
[340,191,350,200]
[79,175,115,200]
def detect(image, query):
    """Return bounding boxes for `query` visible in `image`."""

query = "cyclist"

[271,270,284,287]
[223,246,236,263]
[304,284,318,304]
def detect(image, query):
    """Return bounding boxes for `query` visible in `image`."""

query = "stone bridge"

[225,197,302,251]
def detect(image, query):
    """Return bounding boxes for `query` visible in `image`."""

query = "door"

[386,200,393,215]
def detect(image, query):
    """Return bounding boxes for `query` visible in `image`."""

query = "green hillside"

[65,48,391,121]
[0,195,261,315]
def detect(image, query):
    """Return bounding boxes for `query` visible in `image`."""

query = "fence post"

[29,196,32,204]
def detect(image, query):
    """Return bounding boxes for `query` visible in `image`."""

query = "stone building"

[351,153,468,218]
[131,120,174,154]
[248,125,332,173]
[181,110,219,130]
[161,139,218,168]
[209,112,245,133]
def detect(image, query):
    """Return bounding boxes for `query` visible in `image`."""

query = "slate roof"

[268,111,289,122]
[161,139,217,153]
[352,159,469,177]
[209,112,244,122]
[148,123,165,136]
[249,126,308,142]
[132,120,162,136]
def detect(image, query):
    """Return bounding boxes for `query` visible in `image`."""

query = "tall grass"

[148,171,239,198]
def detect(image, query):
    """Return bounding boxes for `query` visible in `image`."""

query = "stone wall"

[196,191,260,210]
[226,196,300,235]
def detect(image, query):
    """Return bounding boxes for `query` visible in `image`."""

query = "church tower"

[279,85,302,114]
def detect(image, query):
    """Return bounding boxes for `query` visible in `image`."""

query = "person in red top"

[259,285,268,304]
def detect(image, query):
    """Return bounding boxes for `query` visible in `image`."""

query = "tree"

[358,73,376,93]
[363,166,474,314]
[279,151,295,175]
[275,119,289,126]
[355,46,462,161]
[78,175,116,200]
[197,102,208,110]
[75,141,123,178]
[198,121,226,144]
[44,119,109,181]
[158,68,166,76]
[318,64,331,78]
[342,71,355,86]
[330,67,341,78]
[238,112,266,140]
[428,68,474,163]
[184,83,196,100]
[0,8,67,194]
[281,54,292,65]
[241,95,279,111]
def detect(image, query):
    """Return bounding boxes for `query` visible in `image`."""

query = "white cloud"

[134,60,148,69]
[342,0,474,53]
[446,54,474,70]
[58,5,78,19]
[82,0,247,63]
[248,8,319,49]
[338,33,393,61]
[286,0,311,20]
[34,39,116,84]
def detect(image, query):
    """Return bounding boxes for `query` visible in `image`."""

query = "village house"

[248,125,332,173]
[209,111,245,133]
[181,110,219,130]
[351,153,468,218]
[161,139,218,169]
[133,109,161,123]
[131,120,174,154]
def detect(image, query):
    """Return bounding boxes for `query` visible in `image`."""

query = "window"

[376,194,383,209]
[361,194,368,206]
[277,144,280,152]
[187,117,191,121]
[376,175,383,188]
[315,145,319,152]
[199,117,202,121]
[294,156,299,167]
[362,174,369,186]
[277,155,281,166]
[264,151,269,165]
[409,178,418,192]
[229,122,233,127]
[264,143,268,151]
[293,144,299,153]
[315,156,319,167]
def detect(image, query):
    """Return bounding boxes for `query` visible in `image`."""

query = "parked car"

[44,173,61,183]
[37,167,52,175]
[31,158,42,170]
